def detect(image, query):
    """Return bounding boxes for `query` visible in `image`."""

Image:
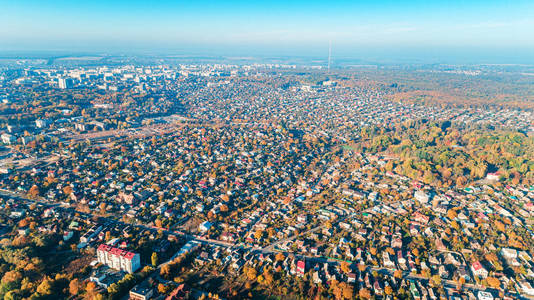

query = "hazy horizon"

[2,0,534,64]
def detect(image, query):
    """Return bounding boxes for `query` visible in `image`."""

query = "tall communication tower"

[327,41,332,72]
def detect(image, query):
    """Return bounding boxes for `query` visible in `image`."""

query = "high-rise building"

[97,244,141,273]
[58,78,73,89]
[35,119,49,128]
[1,133,16,145]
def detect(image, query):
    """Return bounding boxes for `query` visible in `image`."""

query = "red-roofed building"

[166,284,190,300]
[97,244,140,273]
[413,212,429,225]
[297,260,305,276]
[471,261,488,279]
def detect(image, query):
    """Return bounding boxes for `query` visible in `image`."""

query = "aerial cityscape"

[1,1,534,300]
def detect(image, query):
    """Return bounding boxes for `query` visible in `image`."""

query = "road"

[262,199,398,252]
[0,189,520,298]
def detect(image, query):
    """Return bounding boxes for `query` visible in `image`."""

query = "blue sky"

[1,0,534,62]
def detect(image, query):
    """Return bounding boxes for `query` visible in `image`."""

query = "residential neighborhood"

[0,61,533,299]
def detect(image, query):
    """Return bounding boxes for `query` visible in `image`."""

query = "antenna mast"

[328,41,332,72]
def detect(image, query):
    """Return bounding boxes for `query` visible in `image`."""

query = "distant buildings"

[199,221,212,233]
[486,172,500,181]
[97,244,141,273]
[35,119,49,128]
[58,78,73,89]
[1,133,16,144]
[21,136,35,145]
[414,190,430,204]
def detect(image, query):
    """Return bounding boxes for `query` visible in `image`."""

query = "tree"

[93,293,105,300]
[330,280,342,300]
[486,277,500,289]
[28,185,40,198]
[69,278,80,296]
[456,176,467,187]
[63,185,73,195]
[457,276,465,290]
[4,290,21,300]
[385,161,394,172]
[86,281,97,293]
[107,283,119,296]
[161,264,172,278]
[339,261,350,274]
[2,271,22,284]
[431,274,442,286]
[151,252,158,266]
[394,269,403,279]
[246,267,257,281]
[263,271,274,286]
[495,221,506,232]
[359,288,371,299]
[341,283,353,300]
[385,285,393,295]
[275,252,285,262]
[254,230,263,240]
[36,279,54,295]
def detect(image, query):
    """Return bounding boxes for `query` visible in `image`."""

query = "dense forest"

[358,120,534,186]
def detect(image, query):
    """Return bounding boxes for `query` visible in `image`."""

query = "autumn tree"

[262,270,274,286]
[339,261,350,274]
[36,278,54,295]
[28,185,40,198]
[486,277,500,289]
[161,264,171,278]
[151,252,158,266]
[158,283,169,294]
[246,266,257,281]
[447,209,457,220]
[359,288,371,299]
[341,283,353,300]
[69,278,80,296]
[431,274,442,286]
[86,281,97,293]
[254,230,264,240]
